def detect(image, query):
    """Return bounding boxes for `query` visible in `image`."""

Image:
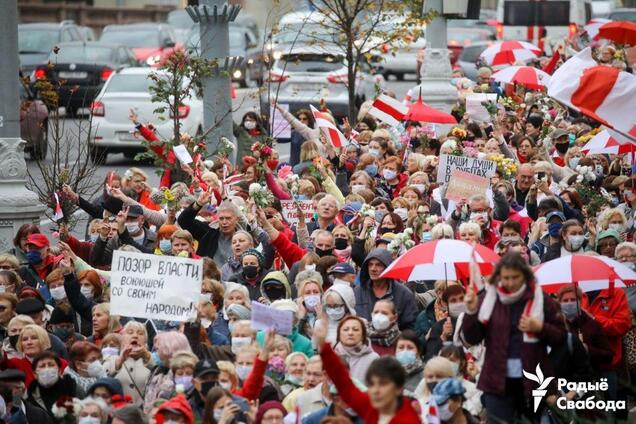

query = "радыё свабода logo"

[523,364,554,413]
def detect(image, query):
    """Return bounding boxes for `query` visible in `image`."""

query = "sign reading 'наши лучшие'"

[110,250,202,322]
[437,154,497,185]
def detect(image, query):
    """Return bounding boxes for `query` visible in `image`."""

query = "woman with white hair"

[76,397,109,424]
[459,222,481,244]
[431,223,454,240]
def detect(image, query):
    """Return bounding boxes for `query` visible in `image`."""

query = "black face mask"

[427,381,438,393]
[314,247,333,257]
[555,142,569,154]
[243,265,259,279]
[378,227,392,235]
[334,238,349,250]
[200,380,218,397]
[53,328,73,341]
[8,335,18,349]
[264,285,286,301]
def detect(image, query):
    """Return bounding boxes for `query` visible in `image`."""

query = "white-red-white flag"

[53,192,64,222]
[548,48,636,133]
[368,94,409,127]
[310,105,346,148]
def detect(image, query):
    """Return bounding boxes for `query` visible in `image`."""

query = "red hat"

[26,234,49,248]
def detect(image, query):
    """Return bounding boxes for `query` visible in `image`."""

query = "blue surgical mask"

[159,239,172,254]
[365,164,378,177]
[89,234,99,243]
[421,231,432,242]
[26,250,43,266]
[548,222,562,237]
[174,375,194,391]
[568,133,576,145]
[151,351,163,367]
[396,350,417,367]
[560,302,579,320]
[296,194,309,201]
[374,210,387,223]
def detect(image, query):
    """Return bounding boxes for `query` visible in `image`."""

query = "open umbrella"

[598,21,636,45]
[404,94,457,124]
[492,66,551,90]
[380,239,499,282]
[584,18,612,40]
[533,255,636,293]
[479,41,541,66]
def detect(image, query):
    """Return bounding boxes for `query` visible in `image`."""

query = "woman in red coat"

[313,310,422,424]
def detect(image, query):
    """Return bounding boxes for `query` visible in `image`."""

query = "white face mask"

[448,302,466,318]
[608,223,624,232]
[469,211,488,223]
[326,306,346,321]
[449,361,460,377]
[201,318,212,329]
[87,360,105,378]
[332,278,350,286]
[371,313,391,331]
[125,222,140,234]
[236,365,251,381]
[305,264,316,272]
[80,286,94,300]
[382,169,397,180]
[412,183,427,194]
[78,417,101,424]
[351,184,366,194]
[50,286,66,301]
[438,402,455,421]
[567,235,585,251]
[37,367,59,387]
[231,336,252,354]
[101,347,119,358]
[244,120,256,130]
[304,295,321,311]
[220,381,232,391]
[0,286,6,294]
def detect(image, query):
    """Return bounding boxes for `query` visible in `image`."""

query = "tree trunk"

[346,38,357,124]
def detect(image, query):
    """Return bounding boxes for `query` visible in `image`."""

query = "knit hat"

[270,299,298,315]
[49,307,74,325]
[226,303,251,320]
[254,401,286,424]
[241,248,264,268]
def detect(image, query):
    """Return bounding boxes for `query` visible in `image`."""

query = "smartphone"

[537,172,546,181]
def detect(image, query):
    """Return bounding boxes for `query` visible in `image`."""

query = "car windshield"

[274,24,336,45]
[104,74,153,93]
[100,29,161,48]
[277,54,344,72]
[49,46,115,63]
[609,11,636,22]
[18,29,58,53]
[168,11,194,29]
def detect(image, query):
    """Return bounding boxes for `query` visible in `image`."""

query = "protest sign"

[270,103,292,139]
[280,199,314,226]
[110,250,202,322]
[437,154,497,185]
[173,144,193,164]
[445,169,490,202]
[465,93,498,122]
[250,301,294,335]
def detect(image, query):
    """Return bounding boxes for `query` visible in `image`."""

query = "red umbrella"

[380,239,499,281]
[404,95,457,124]
[598,21,636,45]
[492,66,551,90]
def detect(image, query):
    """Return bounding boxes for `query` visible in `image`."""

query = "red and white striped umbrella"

[584,18,612,40]
[581,128,636,155]
[380,239,499,282]
[492,66,551,89]
[479,41,541,66]
[533,255,636,294]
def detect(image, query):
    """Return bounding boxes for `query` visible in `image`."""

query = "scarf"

[334,246,352,262]
[477,282,544,343]
[404,358,424,376]
[367,322,400,347]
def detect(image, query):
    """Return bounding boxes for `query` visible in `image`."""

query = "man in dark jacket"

[0,369,54,424]
[354,248,417,330]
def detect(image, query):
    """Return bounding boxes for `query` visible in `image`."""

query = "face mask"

[0,286,5,295]
[351,184,366,194]
[9,335,19,350]
[334,238,349,250]
[421,231,432,242]
[395,350,416,367]
[568,157,580,169]
[89,234,99,243]
[175,375,194,391]
[326,306,345,321]
[469,211,488,223]
[438,402,455,421]
[78,417,101,424]
[236,365,251,380]
[80,286,94,300]
[608,223,624,232]
[568,133,576,144]
[304,295,321,311]
[53,328,72,341]
[344,407,357,417]
[231,337,252,354]
[368,148,380,158]
[413,183,427,194]
[555,142,569,154]
[296,194,309,201]
[87,360,104,378]
[497,283,527,305]
[159,239,172,254]
[449,361,460,377]
[426,381,438,393]
[378,227,392,235]
[125,222,140,234]
[26,250,43,266]
[315,247,333,257]
[374,210,387,223]
[365,164,378,177]
[548,222,562,237]
[501,235,519,244]
[200,380,218,396]
[37,367,59,388]
[244,120,256,130]
[101,347,119,358]
[50,286,66,301]
[624,261,636,271]
[611,196,620,207]
[213,409,224,422]
[560,302,579,321]
[265,285,286,301]
[372,313,391,331]
[151,351,163,367]
[382,169,397,180]
[567,235,585,251]
[595,164,604,177]
[624,190,633,201]
[220,381,232,391]
[243,265,259,279]
[448,302,466,318]
[201,318,212,329]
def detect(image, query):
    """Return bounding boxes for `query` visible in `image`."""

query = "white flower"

[359,204,376,219]
[248,183,262,196]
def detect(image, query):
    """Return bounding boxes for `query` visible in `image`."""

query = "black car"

[18,21,83,76]
[33,42,139,116]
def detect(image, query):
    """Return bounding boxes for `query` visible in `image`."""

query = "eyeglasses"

[616,254,636,261]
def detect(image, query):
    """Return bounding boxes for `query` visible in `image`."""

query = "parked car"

[79,26,97,42]
[379,36,427,81]
[608,7,636,21]
[18,21,83,76]
[186,25,262,87]
[19,81,49,160]
[260,47,385,120]
[89,68,203,163]
[33,42,139,117]
[455,41,495,81]
[100,23,181,67]
[447,28,494,64]
[166,9,195,44]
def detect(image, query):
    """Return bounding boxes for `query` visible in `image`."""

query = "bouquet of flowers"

[481,100,498,119]
[387,228,415,256]
[250,140,274,158]
[249,183,274,208]
[267,356,286,385]
[488,154,519,179]
[498,96,521,113]
[216,137,235,158]
[286,174,300,198]
[574,165,597,183]
[450,127,468,140]
[460,140,479,158]
[150,187,185,210]
[52,396,81,424]
[359,204,376,219]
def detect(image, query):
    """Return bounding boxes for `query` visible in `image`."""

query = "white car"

[380,36,427,81]
[89,67,203,163]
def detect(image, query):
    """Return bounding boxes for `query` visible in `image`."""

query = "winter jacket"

[27,374,79,420]
[63,272,95,335]
[355,249,418,330]
[143,367,174,413]
[232,355,267,400]
[229,268,269,301]
[271,232,307,269]
[415,299,438,339]
[256,328,314,357]
[103,355,152,406]
[320,343,421,424]
[564,309,613,373]
[177,202,222,259]
[424,317,458,360]
[234,123,269,162]
[461,286,566,398]
[586,287,633,370]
